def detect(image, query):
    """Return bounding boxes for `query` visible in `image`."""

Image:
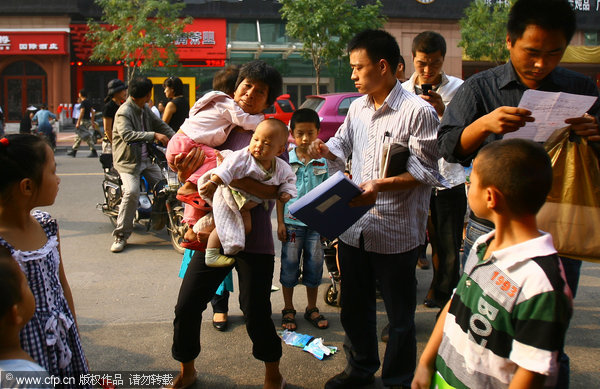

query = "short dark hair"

[398,54,405,67]
[0,134,49,201]
[476,139,552,215]
[129,77,154,99]
[79,89,88,98]
[213,65,240,96]
[163,76,185,96]
[412,31,447,57]
[290,108,320,132]
[0,251,23,319]
[348,29,400,74]
[260,118,288,145]
[235,60,282,106]
[508,0,576,44]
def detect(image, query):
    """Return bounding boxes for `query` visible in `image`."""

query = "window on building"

[584,31,599,46]
[259,22,289,44]
[228,22,258,42]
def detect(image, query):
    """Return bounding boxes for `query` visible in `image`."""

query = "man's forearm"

[376,172,422,192]
[456,120,489,158]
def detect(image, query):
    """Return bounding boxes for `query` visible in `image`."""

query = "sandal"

[176,192,208,209]
[180,239,206,251]
[304,307,328,329]
[281,308,297,331]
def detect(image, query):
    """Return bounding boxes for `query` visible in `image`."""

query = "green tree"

[87,0,192,81]
[279,0,385,93]
[459,0,513,65]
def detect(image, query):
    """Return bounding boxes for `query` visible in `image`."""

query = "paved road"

[38,150,600,388]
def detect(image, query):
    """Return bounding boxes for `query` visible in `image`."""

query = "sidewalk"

[4,122,98,152]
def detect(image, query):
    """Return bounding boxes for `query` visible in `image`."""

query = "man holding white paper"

[308,29,440,388]
[438,0,599,291]
[438,1,599,387]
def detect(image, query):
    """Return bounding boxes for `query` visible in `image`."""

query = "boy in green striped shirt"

[412,139,572,389]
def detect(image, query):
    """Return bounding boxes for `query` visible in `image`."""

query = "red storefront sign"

[70,19,225,65]
[173,19,227,61]
[0,30,69,55]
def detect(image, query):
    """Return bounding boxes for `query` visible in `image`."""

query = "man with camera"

[402,31,467,311]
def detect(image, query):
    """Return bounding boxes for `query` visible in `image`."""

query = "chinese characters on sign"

[174,31,216,46]
[0,35,10,51]
[0,32,67,55]
[18,42,60,51]
[567,0,598,11]
[0,36,60,52]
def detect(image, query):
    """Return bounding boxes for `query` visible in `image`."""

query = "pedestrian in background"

[19,106,36,134]
[32,104,57,151]
[162,76,189,132]
[102,79,128,155]
[68,89,98,158]
[402,31,467,310]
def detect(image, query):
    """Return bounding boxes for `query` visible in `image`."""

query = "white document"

[503,89,597,142]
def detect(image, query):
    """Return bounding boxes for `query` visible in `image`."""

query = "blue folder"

[288,171,374,240]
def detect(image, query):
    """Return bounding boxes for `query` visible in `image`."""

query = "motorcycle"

[97,143,187,254]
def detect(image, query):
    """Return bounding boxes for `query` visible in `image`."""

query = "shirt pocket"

[312,167,327,176]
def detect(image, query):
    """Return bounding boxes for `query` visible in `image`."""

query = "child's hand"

[215,150,224,165]
[279,192,292,203]
[411,364,434,389]
[200,180,217,200]
[277,222,287,242]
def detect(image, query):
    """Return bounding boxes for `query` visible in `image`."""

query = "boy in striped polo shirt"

[412,139,572,389]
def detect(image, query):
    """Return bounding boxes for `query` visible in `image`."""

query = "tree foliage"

[87,0,192,81]
[459,0,513,65]
[279,0,385,93]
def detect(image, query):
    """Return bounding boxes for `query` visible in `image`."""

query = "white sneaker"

[111,235,127,252]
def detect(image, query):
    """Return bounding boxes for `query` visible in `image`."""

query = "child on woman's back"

[0,247,51,386]
[0,134,89,385]
[166,64,265,209]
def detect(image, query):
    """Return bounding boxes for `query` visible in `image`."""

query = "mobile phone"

[421,83,433,95]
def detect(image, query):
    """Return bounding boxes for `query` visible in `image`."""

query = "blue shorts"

[280,225,324,288]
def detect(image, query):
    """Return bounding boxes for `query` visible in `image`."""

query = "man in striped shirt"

[412,139,572,389]
[309,29,441,388]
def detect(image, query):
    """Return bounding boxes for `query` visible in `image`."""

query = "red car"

[298,92,363,142]
[263,94,295,125]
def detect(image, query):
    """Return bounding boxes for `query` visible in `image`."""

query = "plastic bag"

[537,127,600,262]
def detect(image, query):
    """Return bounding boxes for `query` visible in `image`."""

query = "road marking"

[59,173,104,176]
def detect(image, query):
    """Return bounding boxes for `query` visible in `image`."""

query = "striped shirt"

[437,231,573,388]
[326,81,441,254]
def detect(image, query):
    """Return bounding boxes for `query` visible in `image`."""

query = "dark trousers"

[210,290,230,314]
[338,239,419,387]
[428,184,467,304]
[172,250,281,363]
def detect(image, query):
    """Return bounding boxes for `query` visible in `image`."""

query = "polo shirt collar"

[476,230,557,268]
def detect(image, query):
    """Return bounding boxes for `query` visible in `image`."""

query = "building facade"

[1,0,599,122]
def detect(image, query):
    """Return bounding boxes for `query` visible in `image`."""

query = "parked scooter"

[97,143,187,253]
